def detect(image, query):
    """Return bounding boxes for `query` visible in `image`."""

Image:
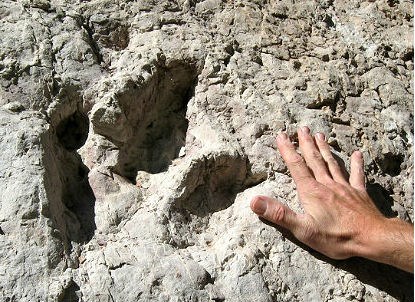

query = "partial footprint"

[43,108,96,254]
[167,152,263,248]
[91,61,199,181]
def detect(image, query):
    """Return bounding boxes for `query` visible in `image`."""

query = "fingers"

[250,195,302,232]
[314,132,349,185]
[276,132,316,189]
[278,127,364,191]
[297,127,333,185]
[349,150,365,190]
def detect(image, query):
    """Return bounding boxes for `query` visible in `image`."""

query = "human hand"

[250,126,414,272]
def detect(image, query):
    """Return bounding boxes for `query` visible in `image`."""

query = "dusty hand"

[250,127,413,272]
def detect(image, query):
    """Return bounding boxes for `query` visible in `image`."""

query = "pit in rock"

[114,61,199,181]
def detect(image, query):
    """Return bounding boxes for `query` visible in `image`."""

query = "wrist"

[355,217,414,272]
[353,215,387,259]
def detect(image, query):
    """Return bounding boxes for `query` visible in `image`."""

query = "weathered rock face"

[0,0,413,301]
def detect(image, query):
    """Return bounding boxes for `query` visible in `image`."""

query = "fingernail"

[251,197,267,215]
[277,132,288,141]
[315,133,325,141]
[300,126,310,135]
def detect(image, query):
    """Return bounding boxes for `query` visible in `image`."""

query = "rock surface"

[0,0,413,301]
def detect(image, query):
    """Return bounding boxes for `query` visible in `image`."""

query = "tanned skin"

[250,126,414,273]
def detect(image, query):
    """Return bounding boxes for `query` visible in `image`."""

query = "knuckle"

[300,181,324,199]
[270,205,285,223]
[326,191,337,203]
[327,157,341,170]
[331,183,350,197]
[308,182,324,196]
[322,176,335,186]
[288,154,305,167]
[296,175,312,183]
[310,149,323,160]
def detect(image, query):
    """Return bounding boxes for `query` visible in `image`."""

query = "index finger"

[276,132,316,188]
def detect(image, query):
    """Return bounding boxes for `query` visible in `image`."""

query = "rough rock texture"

[0,0,413,301]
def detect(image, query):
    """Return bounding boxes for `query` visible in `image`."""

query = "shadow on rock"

[168,154,267,248]
[260,219,413,302]
[367,183,397,218]
[43,108,97,260]
[60,155,97,243]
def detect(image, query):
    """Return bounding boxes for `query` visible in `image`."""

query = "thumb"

[250,195,300,232]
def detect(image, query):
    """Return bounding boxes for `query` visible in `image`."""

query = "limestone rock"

[0,0,413,301]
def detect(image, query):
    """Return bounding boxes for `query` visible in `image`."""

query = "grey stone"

[0,0,413,301]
